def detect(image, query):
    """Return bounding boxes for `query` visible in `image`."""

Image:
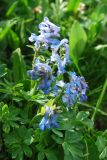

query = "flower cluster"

[62,72,88,108]
[28,58,53,94]
[29,17,70,75]
[29,17,60,50]
[28,17,88,130]
[39,106,58,131]
[28,59,52,80]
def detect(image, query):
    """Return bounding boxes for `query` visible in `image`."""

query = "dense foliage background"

[0,0,107,160]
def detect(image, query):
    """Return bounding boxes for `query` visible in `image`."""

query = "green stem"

[84,139,89,160]
[27,50,39,117]
[91,78,107,121]
[78,102,107,117]
[30,48,40,90]
[31,52,37,89]
[29,81,37,96]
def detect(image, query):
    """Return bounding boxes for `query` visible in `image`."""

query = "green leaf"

[96,136,106,152]
[23,144,32,157]
[16,149,24,160]
[0,63,7,78]
[69,21,87,73]
[65,130,82,143]
[6,1,18,17]
[45,150,58,160]
[70,21,87,59]
[1,104,20,133]
[8,29,20,49]
[12,48,27,82]
[62,142,83,160]
[4,126,33,160]
[99,146,107,159]
[12,146,23,160]
[67,0,81,13]
[4,133,18,145]
[86,137,100,160]
[52,129,63,137]
[0,18,19,41]
[76,111,89,121]
[51,134,63,144]
[2,104,9,116]
[3,123,10,133]
[76,111,93,129]
[64,154,74,160]
[38,152,45,160]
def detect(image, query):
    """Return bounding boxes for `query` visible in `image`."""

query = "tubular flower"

[29,17,70,75]
[39,106,58,131]
[29,17,60,50]
[38,77,53,94]
[62,72,88,108]
[27,59,52,80]
[27,59,53,94]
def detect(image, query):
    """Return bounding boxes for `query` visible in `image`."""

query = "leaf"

[86,137,100,160]
[12,146,23,160]
[95,44,107,50]
[70,21,87,59]
[0,63,7,78]
[1,104,20,133]
[38,152,45,160]
[64,154,74,160]
[45,99,55,109]
[96,136,106,152]
[62,142,83,160]
[67,0,81,13]
[2,104,9,116]
[99,146,107,159]
[4,126,33,160]
[0,18,19,41]
[51,134,63,144]
[76,111,93,129]
[82,119,93,129]
[52,129,63,137]
[65,130,82,143]
[45,150,58,160]
[69,21,87,73]
[20,20,26,44]
[3,123,10,133]
[23,144,32,157]
[12,48,27,82]
[16,148,24,160]
[8,29,20,49]
[76,111,89,121]
[6,1,18,17]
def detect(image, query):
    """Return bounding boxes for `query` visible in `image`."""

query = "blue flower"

[27,70,38,80]
[27,60,53,94]
[29,17,60,50]
[27,59,52,80]
[62,72,88,108]
[52,80,65,96]
[39,106,58,131]
[28,17,71,76]
[29,33,37,42]
[39,17,60,37]
[51,39,70,75]
[38,76,53,94]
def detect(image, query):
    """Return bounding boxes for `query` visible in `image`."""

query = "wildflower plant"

[1,0,107,160]
[0,16,99,160]
[28,17,88,130]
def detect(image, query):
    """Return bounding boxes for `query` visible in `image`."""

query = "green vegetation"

[0,0,107,160]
